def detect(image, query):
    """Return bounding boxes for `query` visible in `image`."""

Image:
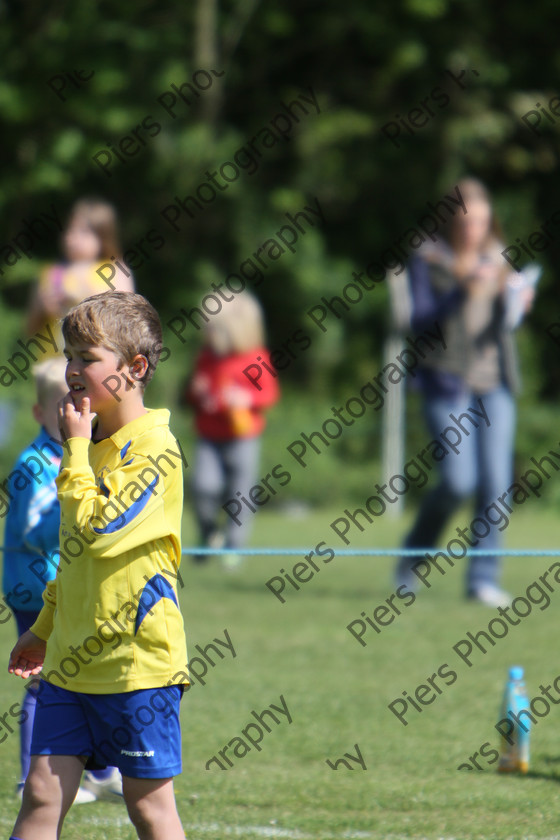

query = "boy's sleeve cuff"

[60,436,91,468]
[30,608,54,641]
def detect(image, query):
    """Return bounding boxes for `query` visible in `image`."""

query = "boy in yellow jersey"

[8,291,188,840]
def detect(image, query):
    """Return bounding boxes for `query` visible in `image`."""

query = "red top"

[187,346,280,440]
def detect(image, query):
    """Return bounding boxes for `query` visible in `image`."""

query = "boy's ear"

[129,354,149,382]
[32,403,43,425]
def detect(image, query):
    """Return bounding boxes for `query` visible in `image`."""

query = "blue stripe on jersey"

[135,574,179,634]
[120,441,132,459]
[92,475,159,534]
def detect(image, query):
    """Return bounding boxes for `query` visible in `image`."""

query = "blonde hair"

[66,198,121,260]
[203,292,265,354]
[62,291,163,385]
[33,357,68,407]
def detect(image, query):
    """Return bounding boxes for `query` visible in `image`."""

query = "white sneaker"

[468,584,512,608]
[207,530,225,550]
[222,552,243,572]
[81,767,123,800]
[16,781,97,805]
[73,786,98,805]
[192,531,226,563]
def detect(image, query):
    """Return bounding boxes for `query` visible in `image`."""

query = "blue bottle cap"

[509,665,524,681]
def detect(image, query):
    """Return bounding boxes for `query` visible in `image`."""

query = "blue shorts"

[31,680,183,778]
[14,609,40,636]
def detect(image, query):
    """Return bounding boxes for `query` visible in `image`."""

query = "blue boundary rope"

[1,546,558,556]
[181,547,560,557]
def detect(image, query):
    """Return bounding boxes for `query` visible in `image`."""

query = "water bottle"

[498,665,530,774]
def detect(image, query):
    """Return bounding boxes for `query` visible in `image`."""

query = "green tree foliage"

[1,0,558,403]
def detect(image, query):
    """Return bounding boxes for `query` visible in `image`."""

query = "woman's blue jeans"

[399,385,515,593]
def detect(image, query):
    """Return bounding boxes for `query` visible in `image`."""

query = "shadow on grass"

[525,754,560,782]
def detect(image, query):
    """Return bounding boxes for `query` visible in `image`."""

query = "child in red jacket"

[186,293,280,567]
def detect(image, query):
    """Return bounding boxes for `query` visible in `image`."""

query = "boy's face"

[64,341,124,413]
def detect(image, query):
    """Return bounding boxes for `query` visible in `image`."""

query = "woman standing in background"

[397,178,533,606]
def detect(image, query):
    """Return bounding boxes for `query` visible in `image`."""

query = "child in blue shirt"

[3,359,66,795]
[3,358,120,803]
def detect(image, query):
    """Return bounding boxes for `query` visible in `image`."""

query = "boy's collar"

[91,418,104,444]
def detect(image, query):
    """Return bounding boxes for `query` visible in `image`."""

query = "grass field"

[1,504,560,839]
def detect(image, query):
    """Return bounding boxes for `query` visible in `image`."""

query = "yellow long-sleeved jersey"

[30,409,189,693]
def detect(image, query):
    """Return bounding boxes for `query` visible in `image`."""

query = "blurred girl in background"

[185,292,280,569]
[27,198,134,353]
